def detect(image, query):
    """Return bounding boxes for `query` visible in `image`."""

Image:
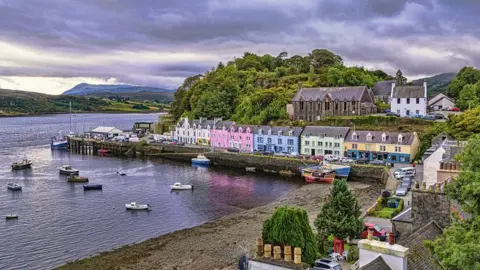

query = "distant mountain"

[62,83,175,101]
[411,72,456,97]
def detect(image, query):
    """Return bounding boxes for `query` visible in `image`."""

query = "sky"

[0,0,479,95]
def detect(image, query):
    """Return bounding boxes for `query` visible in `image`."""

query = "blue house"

[253,126,303,154]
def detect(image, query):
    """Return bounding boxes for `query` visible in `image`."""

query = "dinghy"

[7,183,22,191]
[170,182,194,190]
[59,165,79,175]
[125,202,151,211]
[12,158,32,170]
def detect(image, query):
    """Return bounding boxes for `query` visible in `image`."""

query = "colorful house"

[300,126,350,156]
[210,120,235,148]
[228,124,255,152]
[344,130,420,163]
[194,118,220,146]
[253,126,303,154]
[174,117,199,144]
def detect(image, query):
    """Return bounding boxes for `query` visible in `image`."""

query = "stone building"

[372,80,395,103]
[292,84,376,121]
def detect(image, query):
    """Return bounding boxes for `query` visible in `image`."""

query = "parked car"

[356,158,369,164]
[227,147,240,153]
[340,157,355,163]
[450,107,460,112]
[386,112,400,117]
[176,142,185,146]
[311,155,324,161]
[400,181,412,191]
[360,222,387,241]
[423,115,435,120]
[428,112,445,120]
[324,154,340,161]
[369,160,386,166]
[395,187,408,196]
[312,258,342,270]
[273,152,287,157]
[408,113,422,119]
[287,152,299,157]
[261,150,274,156]
[162,140,171,144]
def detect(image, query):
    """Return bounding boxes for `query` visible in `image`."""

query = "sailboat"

[51,102,74,149]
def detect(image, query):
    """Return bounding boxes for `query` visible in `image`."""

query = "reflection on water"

[0,114,301,270]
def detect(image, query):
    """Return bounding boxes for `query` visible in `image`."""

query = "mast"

[69,101,72,133]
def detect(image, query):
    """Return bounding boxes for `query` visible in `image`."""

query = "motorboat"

[117,171,127,176]
[67,175,89,182]
[125,202,151,211]
[191,154,210,166]
[7,183,22,191]
[301,167,336,184]
[83,184,102,190]
[5,215,18,220]
[98,149,110,154]
[51,136,68,149]
[11,158,32,170]
[170,182,194,190]
[59,165,79,175]
[325,164,351,178]
[245,167,256,172]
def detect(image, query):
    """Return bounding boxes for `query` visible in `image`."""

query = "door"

[311,149,316,156]
[324,150,332,155]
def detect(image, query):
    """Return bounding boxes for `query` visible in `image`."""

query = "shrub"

[346,246,359,263]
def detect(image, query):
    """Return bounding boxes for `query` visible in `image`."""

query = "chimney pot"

[284,246,292,262]
[273,246,282,260]
[367,228,374,240]
[264,244,272,258]
[294,247,302,264]
[388,232,395,245]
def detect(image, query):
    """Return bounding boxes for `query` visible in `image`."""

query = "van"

[394,167,416,176]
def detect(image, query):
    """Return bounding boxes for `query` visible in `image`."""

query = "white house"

[89,126,124,139]
[428,93,455,111]
[174,117,199,144]
[390,81,427,117]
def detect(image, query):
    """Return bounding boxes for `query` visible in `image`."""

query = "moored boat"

[192,154,210,166]
[5,215,18,220]
[51,137,68,149]
[59,165,79,175]
[98,149,110,154]
[245,167,256,172]
[83,184,102,190]
[301,167,336,184]
[7,183,22,191]
[117,171,127,176]
[12,158,32,170]
[326,164,351,178]
[125,202,151,210]
[170,182,194,190]
[67,175,89,182]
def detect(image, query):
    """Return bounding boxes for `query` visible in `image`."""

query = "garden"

[367,191,404,219]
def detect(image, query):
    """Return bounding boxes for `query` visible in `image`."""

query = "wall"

[348,165,389,184]
[300,135,344,156]
[249,260,298,270]
[391,97,427,117]
[254,134,298,154]
[412,189,451,230]
[423,147,445,186]
[437,169,460,184]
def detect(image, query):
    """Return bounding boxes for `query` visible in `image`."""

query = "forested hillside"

[170,49,394,125]
[411,72,456,97]
[446,67,480,110]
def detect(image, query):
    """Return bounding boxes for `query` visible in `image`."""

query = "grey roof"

[213,120,235,130]
[345,130,416,145]
[255,126,304,137]
[302,126,350,138]
[392,207,412,222]
[392,86,425,98]
[293,86,368,102]
[197,119,215,129]
[373,80,394,96]
[399,221,444,270]
[359,256,393,270]
[229,124,256,132]
[428,93,454,106]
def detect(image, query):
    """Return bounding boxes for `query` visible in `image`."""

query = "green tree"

[446,67,480,99]
[314,180,363,253]
[447,106,480,140]
[457,83,479,110]
[309,49,343,72]
[262,206,318,265]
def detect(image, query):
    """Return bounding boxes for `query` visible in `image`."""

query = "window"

[335,103,338,110]
[257,137,263,143]
[334,143,340,148]
[366,133,372,141]
[407,98,410,104]
[305,141,310,146]
[397,110,400,114]
[278,147,283,152]
[397,98,401,104]
[380,145,386,151]
[365,144,370,150]
[351,132,357,140]
[287,147,294,153]
[304,148,310,153]
[334,151,340,155]
[352,143,358,149]
[325,102,330,110]
[318,141,323,147]
[287,139,294,145]
[395,146,402,152]
[259,129,263,135]
[344,102,347,110]
[416,98,420,104]
[288,131,293,136]
[278,138,282,144]
[239,136,242,140]
[398,134,403,143]
[329,142,333,147]
[416,110,419,114]
[300,102,304,110]
[230,136,234,139]
[268,129,272,135]
[406,110,410,116]
[299,116,303,120]
[319,134,325,138]
[247,137,250,140]
[278,131,282,136]
[334,135,340,139]
[267,138,272,144]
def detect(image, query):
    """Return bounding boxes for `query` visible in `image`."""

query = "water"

[0,113,300,270]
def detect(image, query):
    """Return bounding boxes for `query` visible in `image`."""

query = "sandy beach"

[57,181,382,270]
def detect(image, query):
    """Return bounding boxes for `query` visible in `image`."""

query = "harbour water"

[0,113,301,270]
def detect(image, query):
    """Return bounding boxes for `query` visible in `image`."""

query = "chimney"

[214,117,223,125]
[298,82,303,91]
[423,80,427,98]
[388,232,395,245]
[367,227,374,240]
[358,238,409,270]
[391,82,395,98]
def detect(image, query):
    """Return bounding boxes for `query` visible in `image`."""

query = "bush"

[132,104,150,110]
[346,246,359,263]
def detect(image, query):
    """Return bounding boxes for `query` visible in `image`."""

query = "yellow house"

[344,130,419,163]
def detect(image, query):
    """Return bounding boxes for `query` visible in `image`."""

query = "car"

[408,113,422,119]
[287,152,299,157]
[395,187,408,196]
[395,172,415,179]
[360,222,387,241]
[227,147,240,153]
[386,112,400,117]
[450,107,460,112]
[356,158,369,164]
[261,150,274,155]
[273,152,287,157]
[340,157,355,163]
[311,155,324,161]
[400,176,413,182]
[428,113,445,120]
[400,182,411,191]
[324,154,340,161]
[312,258,342,270]
[176,142,185,146]
[369,160,386,166]
[422,115,435,120]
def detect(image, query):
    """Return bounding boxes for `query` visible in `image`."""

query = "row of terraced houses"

[173,117,420,163]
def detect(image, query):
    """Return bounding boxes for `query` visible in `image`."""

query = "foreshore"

[57,181,382,270]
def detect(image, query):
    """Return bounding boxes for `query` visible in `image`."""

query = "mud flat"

[57,181,382,270]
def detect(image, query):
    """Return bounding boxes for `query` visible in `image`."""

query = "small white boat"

[245,167,256,172]
[125,202,151,211]
[5,214,18,220]
[59,165,79,175]
[7,183,22,191]
[12,158,32,170]
[117,171,127,176]
[170,182,194,190]
[191,154,210,166]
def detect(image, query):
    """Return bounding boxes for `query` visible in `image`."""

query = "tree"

[446,67,480,99]
[309,49,343,72]
[314,180,363,253]
[447,107,480,140]
[262,206,318,265]
[457,83,479,110]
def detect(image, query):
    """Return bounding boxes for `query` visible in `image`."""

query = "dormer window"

[268,129,272,135]
[288,131,293,136]
[278,130,282,136]
[259,129,263,135]
[382,133,386,142]
[351,132,357,140]
[239,127,243,133]
[319,134,325,138]
[366,133,372,141]
[398,134,403,143]
[231,127,235,132]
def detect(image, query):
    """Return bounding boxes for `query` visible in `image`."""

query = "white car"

[324,154,340,161]
[340,157,354,163]
[395,187,408,196]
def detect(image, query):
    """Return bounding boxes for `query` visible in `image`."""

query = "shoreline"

[0,110,166,118]
[57,181,382,270]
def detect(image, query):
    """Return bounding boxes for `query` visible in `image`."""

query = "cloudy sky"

[0,0,478,94]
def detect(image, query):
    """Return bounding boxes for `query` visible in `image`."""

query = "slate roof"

[91,126,123,134]
[359,256,393,270]
[293,86,368,102]
[197,119,215,129]
[229,124,256,133]
[345,130,416,145]
[255,126,304,137]
[392,86,425,98]
[213,120,235,130]
[302,126,350,138]
[373,80,394,96]
[392,207,412,222]
[398,221,444,270]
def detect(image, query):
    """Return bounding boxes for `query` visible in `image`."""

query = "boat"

[117,171,127,176]
[7,183,22,191]
[191,154,210,166]
[170,182,194,190]
[98,149,110,154]
[245,167,256,172]
[326,164,351,178]
[5,215,18,220]
[83,184,102,190]
[11,158,32,170]
[51,102,74,150]
[125,202,151,211]
[279,170,295,176]
[301,167,336,184]
[59,165,79,175]
[67,175,88,182]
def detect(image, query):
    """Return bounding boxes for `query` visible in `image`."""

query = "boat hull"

[330,165,351,178]
[125,205,151,210]
[303,174,335,184]
[170,185,193,190]
[60,170,79,175]
[83,184,102,190]
[7,187,22,191]
[192,160,210,166]
[51,141,68,149]
[12,163,32,170]
[5,215,18,220]
[67,177,88,183]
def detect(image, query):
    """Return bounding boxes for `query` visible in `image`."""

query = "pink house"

[228,125,255,152]
[210,120,234,148]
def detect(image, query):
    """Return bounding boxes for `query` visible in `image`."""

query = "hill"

[62,83,174,102]
[0,88,164,116]
[411,72,456,97]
